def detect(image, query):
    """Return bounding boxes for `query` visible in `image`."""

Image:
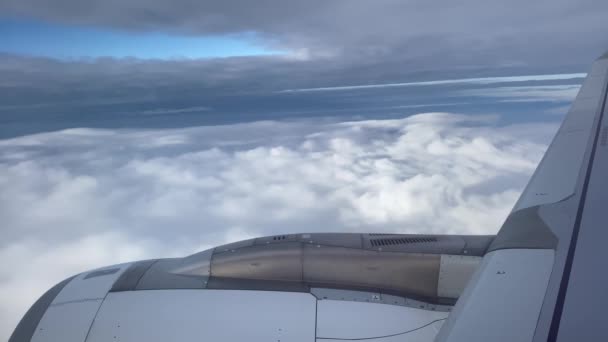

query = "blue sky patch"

[0,16,281,59]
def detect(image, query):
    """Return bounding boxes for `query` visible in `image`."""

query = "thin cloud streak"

[462,84,582,102]
[279,73,587,93]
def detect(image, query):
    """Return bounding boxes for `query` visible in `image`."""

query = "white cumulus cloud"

[0,112,557,340]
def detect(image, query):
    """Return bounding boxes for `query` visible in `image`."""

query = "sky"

[0,17,280,59]
[1,0,608,340]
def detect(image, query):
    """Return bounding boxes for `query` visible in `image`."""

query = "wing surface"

[437,52,608,342]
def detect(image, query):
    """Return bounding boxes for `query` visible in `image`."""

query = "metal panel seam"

[316,318,446,340]
[314,296,319,340]
[82,284,113,342]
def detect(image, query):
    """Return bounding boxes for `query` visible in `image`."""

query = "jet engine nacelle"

[10,233,491,342]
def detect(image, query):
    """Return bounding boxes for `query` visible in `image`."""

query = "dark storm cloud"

[0,51,582,138]
[2,0,608,68]
[2,0,607,130]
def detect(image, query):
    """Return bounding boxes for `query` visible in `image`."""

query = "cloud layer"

[0,52,582,139]
[3,0,608,68]
[0,112,557,339]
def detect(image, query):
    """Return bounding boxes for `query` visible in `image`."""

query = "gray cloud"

[2,0,601,137]
[0,1,602,139]
[2,0,608,69]
[0,112,558,339]
[0,52,583,138]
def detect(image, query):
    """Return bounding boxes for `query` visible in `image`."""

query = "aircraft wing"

[437,52,608,341]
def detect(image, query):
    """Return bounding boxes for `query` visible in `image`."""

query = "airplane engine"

[10,233,491,342]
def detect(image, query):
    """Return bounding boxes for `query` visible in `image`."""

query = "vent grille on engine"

[370,237,438,247]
